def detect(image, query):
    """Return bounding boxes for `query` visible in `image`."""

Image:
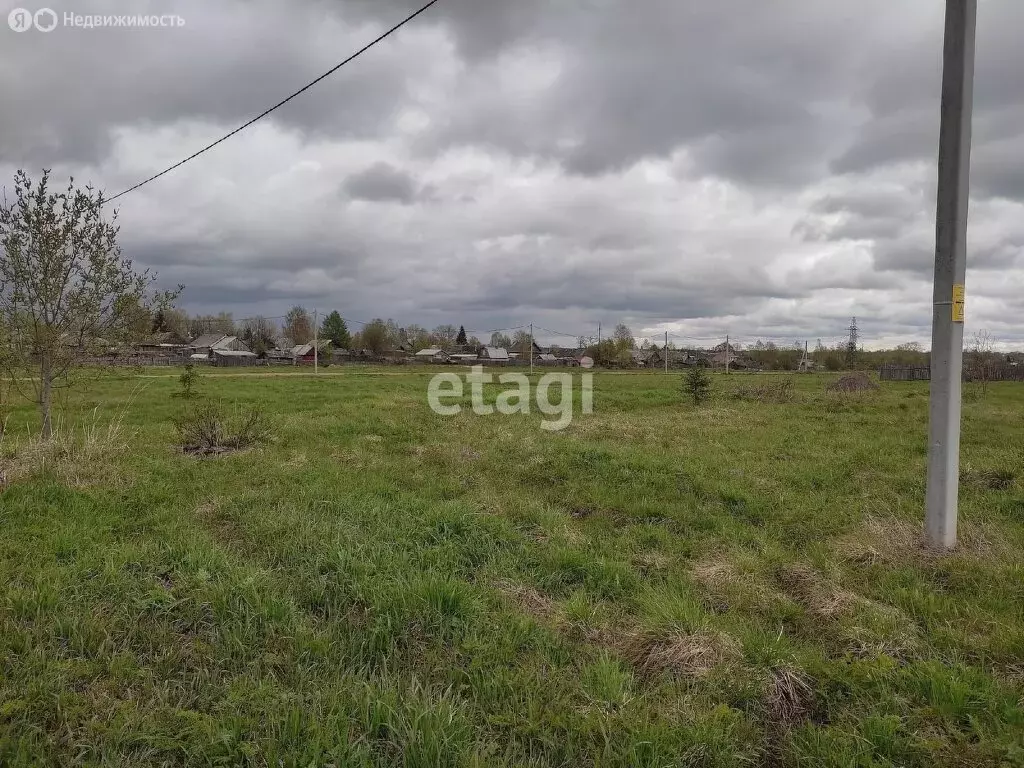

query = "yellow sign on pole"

[952,284,965,323]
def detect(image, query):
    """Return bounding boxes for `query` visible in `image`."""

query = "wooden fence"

[880,363,1024,382]
[879,365,930,381]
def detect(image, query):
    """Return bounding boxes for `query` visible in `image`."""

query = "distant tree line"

[153,305,1004,371]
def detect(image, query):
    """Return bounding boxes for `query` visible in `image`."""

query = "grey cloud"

[343,162,417,203]
[5,0,1024,345]
[0,0,427,166]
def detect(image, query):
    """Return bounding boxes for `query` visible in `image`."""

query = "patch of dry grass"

[764,666,815,728]
[496,580,559,623]
[774,561,920,659]
[0,407,133,487]
[835,514,1018,566]
[691,554,790,616]
[619,628,740,679]
[825,373,879,393]
[776,564,858,620]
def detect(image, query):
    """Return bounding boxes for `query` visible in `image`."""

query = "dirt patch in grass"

[569,506,594,520]
[619,628,739,679]
[825,373,879,393]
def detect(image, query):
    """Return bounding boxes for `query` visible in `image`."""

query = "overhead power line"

[105,0,441,203]
[533,325,586,339]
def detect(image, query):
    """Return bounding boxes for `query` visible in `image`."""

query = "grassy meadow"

[1,366,1023,766]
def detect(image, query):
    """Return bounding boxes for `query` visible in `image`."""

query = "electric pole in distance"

[926,0,977,550]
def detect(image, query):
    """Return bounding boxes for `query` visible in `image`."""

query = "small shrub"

[174,401,271,456]
[175,363,201,399]
[682,366,712,405]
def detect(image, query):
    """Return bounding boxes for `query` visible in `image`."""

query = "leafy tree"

[189,312,234,338]
[406,324,432,351]
[284,306,313,344]
[240,315,277,357]
[320,311,351,349]
[490,332,512,349]
[154,307,189,338]
[585,339,616,367]
[511,329,533,359]
[151,308,168,334]
[383,318,403,350]
[0,169,179,437]
[613,323,635,351]
[456,325,468,346]
[682,366,712,405]
[362,318,389,355]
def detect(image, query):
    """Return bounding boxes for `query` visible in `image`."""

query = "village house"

[478,346,510,364]
[134,331,189,357]
[708,341,753,370]
[189,334,251,355]
[414,347,451,363]
[290,339,332,364]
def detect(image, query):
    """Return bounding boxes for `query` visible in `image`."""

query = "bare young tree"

[969,329,995,396]
[284,306,314,344]
[240,315,277,357]
[0,169,179,437]
[432,324,457,351]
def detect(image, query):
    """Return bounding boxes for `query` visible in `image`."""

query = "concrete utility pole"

[314,309,319,374]
[725,333,730,374]
[926,0,977,550]
[665,331,669,374]
[529,323,534,375]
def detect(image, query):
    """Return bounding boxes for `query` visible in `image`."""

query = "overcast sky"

[3,0,1023,348]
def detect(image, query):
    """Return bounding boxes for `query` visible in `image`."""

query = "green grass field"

[1,367,1022,766]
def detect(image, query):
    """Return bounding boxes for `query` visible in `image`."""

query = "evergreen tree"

[682,366,712,405]
[320,311,351,349]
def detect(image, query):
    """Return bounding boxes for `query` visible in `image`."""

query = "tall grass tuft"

[0,402,135,487]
